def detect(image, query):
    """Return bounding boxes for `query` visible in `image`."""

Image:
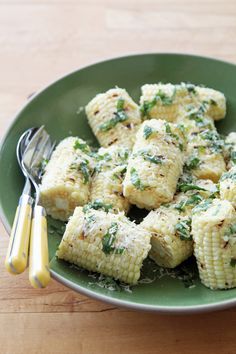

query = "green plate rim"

[1,52,236,314]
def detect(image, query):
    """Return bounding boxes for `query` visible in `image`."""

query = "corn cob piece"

[195,86,226,121]
[56,207,151,285]
[192,198,236,289]
[85,88,141,149]
[140,83,226,122]
[123,119,185,209]
[39,137,94,221]
[90,146,130,214]
[219,166,236,208]
[141,207,193,268]
[185,128,226,182]
[224,132,236,169]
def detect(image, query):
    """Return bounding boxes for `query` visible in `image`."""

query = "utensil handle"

[5,194,33,274]
[29,205,51,288]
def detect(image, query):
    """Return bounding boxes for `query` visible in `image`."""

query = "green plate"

[1,53,236,313]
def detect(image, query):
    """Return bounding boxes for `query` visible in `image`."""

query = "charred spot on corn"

[230,259,236,267]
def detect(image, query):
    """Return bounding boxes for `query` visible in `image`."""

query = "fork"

[22,126,55,288]
[5,128,37,274]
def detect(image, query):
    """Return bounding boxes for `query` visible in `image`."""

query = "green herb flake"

[178,183,207,193]
[102,222,124,255]
[83,200,113,213]
[192,199,213,214]
[140,90,174,118]
[175,218,192,241]
[231,151,236,164]
[186,83,196,94]
[174,194,203,212]
[99,98,128,132]
[165,122,183,151]
[130,167,145,190]
[139,151,164,165]
[79,160,90,184]
[74,140,90,154]
[143,125,154,139]
[200,130,224,153]
[185,156,200,170]
[220,170,236,182]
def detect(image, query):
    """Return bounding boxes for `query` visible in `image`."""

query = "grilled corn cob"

[192,198,236,289]
[40,137,94,221]
[90,146,130,214]
[185,128,226,182]
[123,119,185,209]
[56,207,151,284]
[85,88,141,148]
[140,83,226,122]
[219,166,236,208]
[141,207,193,268]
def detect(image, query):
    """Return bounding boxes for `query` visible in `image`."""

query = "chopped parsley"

[175,218,192,241]
[165,122,183,151]
[99,98,128,132]
[112,166,127,180]
[143,125,154,139]
[192,199,213,214]
[231,150,236,164]
[79,160,90,184]
[139,150,164,165]
[186,83,196,94]
[185,156,200,170]
[200,130,224,153]
[117,149,129,162]
[130,167,145,190]
[83,200,113,213]
[140,90,174,118]
[102,222,124,255]
[220,170,236,182]
[174,194,203,212]
[74,139,91,154]
[178,183,207,193]
[94,152,112,173]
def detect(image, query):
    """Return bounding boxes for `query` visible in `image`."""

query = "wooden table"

[1,1,236,353]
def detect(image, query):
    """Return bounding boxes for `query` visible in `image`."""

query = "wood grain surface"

[1,1,236,353]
